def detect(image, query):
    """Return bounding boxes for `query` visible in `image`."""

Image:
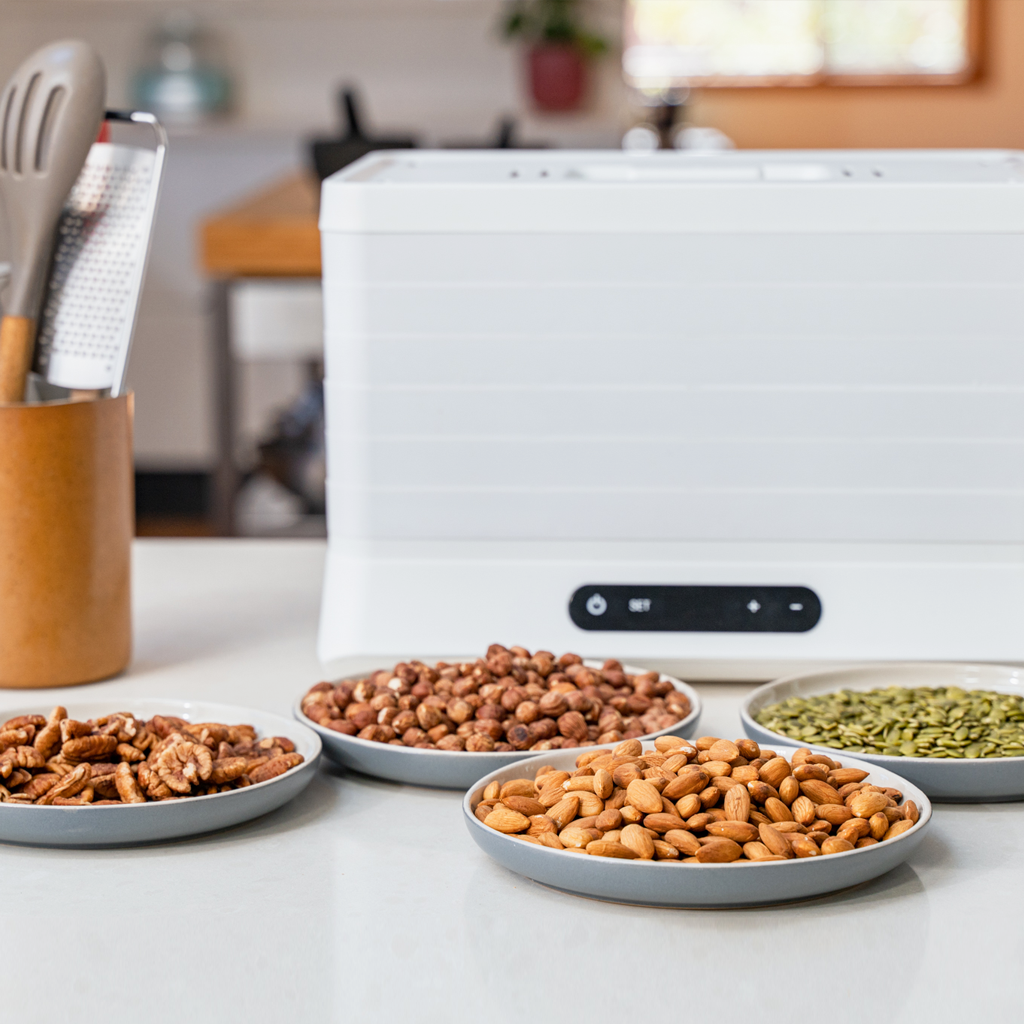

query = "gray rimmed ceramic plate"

[0,700,321,848]
[742,663,1024,802]
[463,746,931,908]
[296,664,701,790]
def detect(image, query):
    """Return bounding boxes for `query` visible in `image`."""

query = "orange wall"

[690,0,1024,150]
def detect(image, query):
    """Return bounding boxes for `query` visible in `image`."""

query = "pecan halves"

[20,773,60,799]
[155,741,213,794]
[1,714,45,733]
[0,728,31,751]
[116,743,145,763]
[33,706,66,760]
[37,763,91,804]
[62,735,118,762]
[0,746,45,776]
[209,757,247,784]
[248,753,304,784]
[115,762,146,804]
[59,720,92,744]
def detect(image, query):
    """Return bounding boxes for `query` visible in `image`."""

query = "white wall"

[0,0,628,468]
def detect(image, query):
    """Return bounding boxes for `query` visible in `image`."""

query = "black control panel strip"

[569,584,821,633]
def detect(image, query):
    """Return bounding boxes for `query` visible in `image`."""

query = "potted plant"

[502,0,608,113]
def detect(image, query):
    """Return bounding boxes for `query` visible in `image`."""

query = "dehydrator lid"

[320,148,1024,235]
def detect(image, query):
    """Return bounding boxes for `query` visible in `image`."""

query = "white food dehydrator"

[317,149,1024,678]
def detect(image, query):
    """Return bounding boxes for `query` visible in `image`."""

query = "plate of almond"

[463,735,931,907]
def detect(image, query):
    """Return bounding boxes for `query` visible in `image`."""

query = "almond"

[675,793,702,819]
[790,835,820,858]
[747,780,778,804]
[527,814,558,836]
[798,779,844,806]
[731,765,760,784]
[503,795,546,817]
[903,800,920,825]
[559,827,600,849]
[706,820,758,843]
[620,804,644,824]
[855,837,879,848]
[849,791,890,819]
[482,781,500,801]
[642,812,688,834]
[625,778,664,815]
[828,768,870,787]
[538,832,565,850]
[772,821,807,834]
[883,819,916,841]
[694,838,742,863]
[587,840,638,859]
[592,768,614,800]
[652,839,681,860]
[614,738,643,757]
[499,779,536,800]
[758,822,794,858]
[836,817,871,843]
[654,735,689,753]
[537,785,567,809]
[612,763,642,788]
[620,823,656,859]
[701,760,733,779]
[764,796,794,823]
[793,763,829,782]
[699,786,721,809]
[813,803,853,826]
[575,791,604,817]
[563,777,597,793]
[662,753,690,772]
[820,836,855,855]
[778,776,801,804]
[867,811,888,840]
[712,775,745,791]
[596,807,623,831]
[663,767,709,800]
[742,842,785,862]
[791,795,817,826]
[483,808,531,833]
[547,795,581,829]
[663,829,701,855]
[708,739,740,763]
[723,785,751,823]
[758,757,791,788]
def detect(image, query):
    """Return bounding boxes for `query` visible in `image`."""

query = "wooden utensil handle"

[0,316,36,403]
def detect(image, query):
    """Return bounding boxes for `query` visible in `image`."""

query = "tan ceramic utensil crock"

[0,394,132,686]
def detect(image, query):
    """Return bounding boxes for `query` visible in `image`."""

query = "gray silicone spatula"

[0,40,105,403]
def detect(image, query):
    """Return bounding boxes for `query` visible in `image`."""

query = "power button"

[585,593,608,616]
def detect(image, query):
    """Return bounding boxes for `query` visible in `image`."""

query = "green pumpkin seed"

[754,685,1024,759]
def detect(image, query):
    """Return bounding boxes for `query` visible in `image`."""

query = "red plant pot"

[528,43,588,112]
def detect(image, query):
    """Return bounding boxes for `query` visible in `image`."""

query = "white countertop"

[3,539,1015,1023]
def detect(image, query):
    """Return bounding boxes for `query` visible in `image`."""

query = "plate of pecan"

[0,700,321,847]
[296,645,700,789]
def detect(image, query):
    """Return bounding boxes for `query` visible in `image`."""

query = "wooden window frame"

[625,0,984,89]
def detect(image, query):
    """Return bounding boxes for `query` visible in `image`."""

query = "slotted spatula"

[0,40,105,403]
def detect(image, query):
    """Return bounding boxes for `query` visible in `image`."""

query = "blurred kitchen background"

[0,0,1019,537]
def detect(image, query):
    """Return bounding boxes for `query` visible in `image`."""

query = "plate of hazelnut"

[295,645,700,789]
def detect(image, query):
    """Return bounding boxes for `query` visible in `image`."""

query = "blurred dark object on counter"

[256,362,326,515]
[310,88,417,181]
[442,116,548,149]
[135,471,214,536]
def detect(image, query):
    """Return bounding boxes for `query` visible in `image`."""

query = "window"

[623,0,980,88]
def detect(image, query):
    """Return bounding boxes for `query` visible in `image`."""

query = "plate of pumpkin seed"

[742,662,1024,801]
